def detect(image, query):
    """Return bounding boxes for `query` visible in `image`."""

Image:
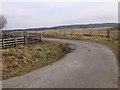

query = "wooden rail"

[0,34,42,48]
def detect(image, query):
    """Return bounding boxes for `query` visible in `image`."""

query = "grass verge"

[2,41,71,80]
[43,33,118,59]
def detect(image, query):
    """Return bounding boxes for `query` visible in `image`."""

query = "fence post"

[106,30,110,38]
[90,30,92,36]
[14,38,17,46]
[24,36,28,44]
[64,30,66,35]
[60,30,61,36]
[40,34,42,41]
[2,39,5,48]
[98,30,100,36]
[71,29,73,35]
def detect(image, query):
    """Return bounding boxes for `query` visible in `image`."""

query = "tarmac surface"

[2,38,118,88]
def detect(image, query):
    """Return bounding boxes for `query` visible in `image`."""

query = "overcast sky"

[1,2,118,29]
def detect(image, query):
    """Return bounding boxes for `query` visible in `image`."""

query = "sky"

[0,1,118,30]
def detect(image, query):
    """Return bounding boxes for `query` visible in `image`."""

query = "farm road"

[3,38,118,88]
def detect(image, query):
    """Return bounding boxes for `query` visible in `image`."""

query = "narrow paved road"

[3,38,118,88]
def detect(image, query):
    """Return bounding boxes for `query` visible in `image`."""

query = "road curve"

[3,38,118,88]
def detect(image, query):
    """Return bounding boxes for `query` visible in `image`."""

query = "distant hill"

[3,23,118,32]
[50,23,118,30]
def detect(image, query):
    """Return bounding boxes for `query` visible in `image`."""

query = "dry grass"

[2,41,71,80]
[42,29,118,59]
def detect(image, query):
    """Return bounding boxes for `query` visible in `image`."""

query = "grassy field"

[2,41,71,80]
[2,28,119,79]
[42,29,119,59]
[42,28,118,39]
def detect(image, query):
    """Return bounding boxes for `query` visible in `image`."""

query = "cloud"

[2,2,118,29]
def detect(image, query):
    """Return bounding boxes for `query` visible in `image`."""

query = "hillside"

[50,23,117,30]
[3,23,118,32]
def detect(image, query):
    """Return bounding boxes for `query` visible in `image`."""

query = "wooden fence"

[0,34,42,48]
